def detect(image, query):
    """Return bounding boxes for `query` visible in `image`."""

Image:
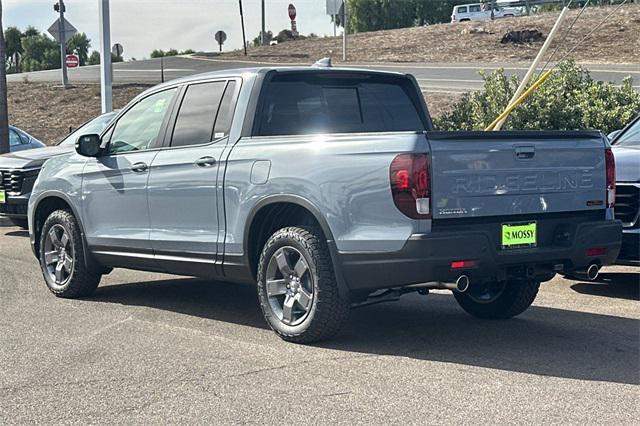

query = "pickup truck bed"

[28,65,622,343]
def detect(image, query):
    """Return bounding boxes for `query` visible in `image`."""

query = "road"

[0,217,638,423]
[8,56,640,93]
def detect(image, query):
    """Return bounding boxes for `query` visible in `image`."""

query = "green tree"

[150,49,165,58]
[0,0,9,155]
[253,30,273,47]
[87,50,123,65]
[21,33,59,71]
[23,25,38,37]
[343,0,472,32]
[165,48,179,57]
[435,61,640,134]
[66,32,91,66]
[88,50,100,65]
[4,26,22,73]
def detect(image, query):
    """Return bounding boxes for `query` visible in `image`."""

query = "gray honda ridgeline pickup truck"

[27,65,622,343]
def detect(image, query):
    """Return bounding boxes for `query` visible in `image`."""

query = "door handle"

[130,162,149,173]
[195,156,216,167]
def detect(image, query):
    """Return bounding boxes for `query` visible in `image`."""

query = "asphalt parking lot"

[0,218,638,424]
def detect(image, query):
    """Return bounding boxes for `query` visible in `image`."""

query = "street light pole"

[99,0,113,112]
[57,0,69,87]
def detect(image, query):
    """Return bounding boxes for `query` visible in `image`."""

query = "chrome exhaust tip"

[587,264,600,281]
[456,275,470,293]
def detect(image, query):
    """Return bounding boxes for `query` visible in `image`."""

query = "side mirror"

[76,134,102,157]
[607,130,621,142]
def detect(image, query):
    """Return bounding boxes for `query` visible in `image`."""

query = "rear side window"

[255,73,426,136]
[171,81,226,147]
[214,81,238,137]
[9,129,23,146]
[457,6,468,13]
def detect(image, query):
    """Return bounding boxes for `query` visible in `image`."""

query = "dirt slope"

[220,4,640,64]
[7,84,149,144]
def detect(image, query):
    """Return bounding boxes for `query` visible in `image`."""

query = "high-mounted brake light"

[605,148,616,209]
[390,153,431,219]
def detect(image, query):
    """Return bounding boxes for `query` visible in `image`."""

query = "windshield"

[614,118,640,147]
[58,112,118,146]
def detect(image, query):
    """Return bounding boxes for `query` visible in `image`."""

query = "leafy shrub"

[434,61,640,134]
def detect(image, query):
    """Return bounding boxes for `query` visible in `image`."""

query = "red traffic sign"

[65,54,79,68]
[288,3,297,20]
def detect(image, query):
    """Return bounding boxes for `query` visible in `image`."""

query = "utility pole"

[239,0,247,55]
[261,0,266,45]
[55,0,69,87]
[99,0,113,112]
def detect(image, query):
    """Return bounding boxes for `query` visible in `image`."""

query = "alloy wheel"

[265,246,314,326]
[43,224,74,288]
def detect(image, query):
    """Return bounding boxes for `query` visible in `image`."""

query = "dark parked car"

[609,115,640,266]
[0,113,117,228]
[6,126,45,152]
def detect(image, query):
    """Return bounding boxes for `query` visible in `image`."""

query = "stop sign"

[288,3,296,20]
[65,54,79,68]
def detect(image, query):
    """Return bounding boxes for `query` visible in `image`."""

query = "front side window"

[469,5,482,12]
[171,81,226,147]
[615,119,640,147]
[9,129,24,146]
[255,73,426,137]
[107,88,177,154]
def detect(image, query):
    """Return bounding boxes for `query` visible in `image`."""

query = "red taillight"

[605,148,616,208]
[390,153,431,219]
[587,247,607,257]
[451,260,477,270]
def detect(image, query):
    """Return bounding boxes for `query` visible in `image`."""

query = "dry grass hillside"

[220,4,640,64]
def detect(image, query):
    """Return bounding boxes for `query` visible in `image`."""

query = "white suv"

[451,3,520,22]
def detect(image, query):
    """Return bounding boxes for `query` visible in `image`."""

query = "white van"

[451,3,520,22]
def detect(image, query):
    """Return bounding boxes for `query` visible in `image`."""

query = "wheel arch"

[243,195,349,297]
[31,191,87,262]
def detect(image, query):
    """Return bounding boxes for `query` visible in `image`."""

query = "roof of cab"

[134,64,410,102]
[154,65,406,87]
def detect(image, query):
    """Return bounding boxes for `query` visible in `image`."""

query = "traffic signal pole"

[56,0,69,87]
[99,0,113,112]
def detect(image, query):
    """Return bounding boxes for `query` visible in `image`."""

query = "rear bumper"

[0,194,29,219]
[616,227,639,266]
[338,217,622,292]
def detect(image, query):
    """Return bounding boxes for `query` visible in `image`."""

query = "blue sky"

[3,0,338,59]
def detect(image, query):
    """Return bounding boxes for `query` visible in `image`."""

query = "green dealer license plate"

[502,222,537,249]
[0,190,5,204]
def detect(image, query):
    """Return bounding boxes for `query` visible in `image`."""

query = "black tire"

[257,226,350,343]
[9,218,28,229]
[454,279,540,319]
[38,209,101,298]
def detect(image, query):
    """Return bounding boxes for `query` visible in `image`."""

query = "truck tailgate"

[428,131,607,219]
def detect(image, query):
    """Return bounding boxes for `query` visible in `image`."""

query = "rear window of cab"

[254,72,427,137]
